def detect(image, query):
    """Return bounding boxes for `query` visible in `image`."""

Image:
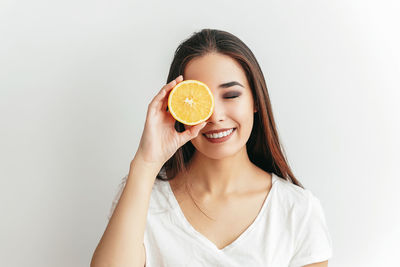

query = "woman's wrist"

[131,150,164,174]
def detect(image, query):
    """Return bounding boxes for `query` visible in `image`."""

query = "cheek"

[228,102,253,126]
[230,108,248,122]
[232,105,255,141]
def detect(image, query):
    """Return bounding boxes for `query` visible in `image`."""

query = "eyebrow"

[218,81,244,89]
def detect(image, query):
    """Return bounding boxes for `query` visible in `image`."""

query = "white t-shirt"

[108,171,333,267]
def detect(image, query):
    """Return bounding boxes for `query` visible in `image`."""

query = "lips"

[203,128,236,135]
[202,128,236,143]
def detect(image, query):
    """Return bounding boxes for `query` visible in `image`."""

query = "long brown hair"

[157,28,304,189]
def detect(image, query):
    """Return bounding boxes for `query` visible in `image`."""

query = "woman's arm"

[90,75,204,267]
[303,260,328,267]
[90,152,161,267]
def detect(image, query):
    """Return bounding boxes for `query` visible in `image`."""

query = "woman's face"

[183,52,257,160]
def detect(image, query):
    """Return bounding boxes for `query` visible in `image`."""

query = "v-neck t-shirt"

[108,171,333,267]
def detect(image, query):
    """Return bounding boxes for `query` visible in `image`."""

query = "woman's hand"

[136,75,207,167]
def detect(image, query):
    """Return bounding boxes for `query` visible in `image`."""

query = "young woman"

[91,29,333,267]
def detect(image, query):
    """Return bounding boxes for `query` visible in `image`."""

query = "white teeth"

[205,128,234,139]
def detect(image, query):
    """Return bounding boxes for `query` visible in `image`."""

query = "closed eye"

[223,92,241,99]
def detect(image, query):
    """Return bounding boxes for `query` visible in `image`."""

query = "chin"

[191,142,245,160]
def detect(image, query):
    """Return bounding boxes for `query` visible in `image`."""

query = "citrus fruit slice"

[168,79,214,125]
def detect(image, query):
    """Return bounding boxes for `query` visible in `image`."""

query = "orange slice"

[168,79,214,125]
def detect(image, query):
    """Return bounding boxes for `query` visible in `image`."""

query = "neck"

[184,146,256,196]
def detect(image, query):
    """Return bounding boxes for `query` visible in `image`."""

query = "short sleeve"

[289,191,333,267]
[107,174,128,221]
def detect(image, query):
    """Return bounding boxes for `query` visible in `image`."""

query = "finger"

[160,75,184,112]
[162,80,177,112]
[150,79,175,108]
[150,75,183,111]
[162,95,169,112]
[179,122,207,144]
[160,75,183,97]
[165,75,183,93]
[157,81,177,112]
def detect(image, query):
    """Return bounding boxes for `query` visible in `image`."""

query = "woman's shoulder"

[272,175,333,265]
[107,174,175,220]
[147,178,175,213]
[272,173,319,213]
[272,174,330,235]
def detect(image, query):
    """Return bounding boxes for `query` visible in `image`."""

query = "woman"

[91,29,333,267]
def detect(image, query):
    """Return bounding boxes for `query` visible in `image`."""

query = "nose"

[205,98,225,125]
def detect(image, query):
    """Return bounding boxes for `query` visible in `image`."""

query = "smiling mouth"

[202,128,236,139]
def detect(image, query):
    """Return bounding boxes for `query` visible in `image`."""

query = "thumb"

[179,122,207,143]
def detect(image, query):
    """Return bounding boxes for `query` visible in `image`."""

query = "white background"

[1,0,399,266]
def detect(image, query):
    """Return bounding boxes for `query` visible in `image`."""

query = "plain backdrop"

[1,0,399,266]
